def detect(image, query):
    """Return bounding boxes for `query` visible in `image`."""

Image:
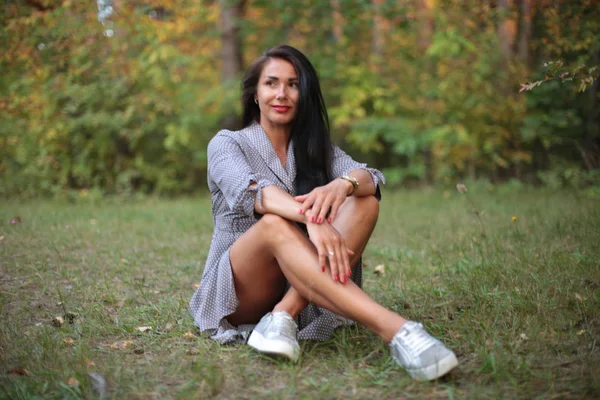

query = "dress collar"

[241,122,296,193]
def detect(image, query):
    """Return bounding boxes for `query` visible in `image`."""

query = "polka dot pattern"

[189,122,385,344]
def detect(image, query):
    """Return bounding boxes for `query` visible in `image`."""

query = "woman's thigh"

[226,214,297,325]
[332,195,380,266]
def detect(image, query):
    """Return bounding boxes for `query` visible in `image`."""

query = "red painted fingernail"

[310,217,315,222]
[328,217,333,223]
[317,218,322,224]
[322,266,325,272]
[347,270,351,277]
[341,276,346,284]
[299,209,304,214]
[333,275,338,281]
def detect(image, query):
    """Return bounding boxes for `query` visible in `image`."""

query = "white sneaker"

[247,311,300,362]
[389,321,458,381]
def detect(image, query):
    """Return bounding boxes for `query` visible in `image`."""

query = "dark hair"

[241,45,332,195]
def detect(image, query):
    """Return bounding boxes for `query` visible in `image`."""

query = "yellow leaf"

[374,264,385,275]
[66,377,79,387]
[110,340,133,350]
[136,326,152,333]
[63,338,75,345]
[183,331,196,340]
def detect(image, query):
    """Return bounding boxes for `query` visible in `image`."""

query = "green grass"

[1,187,599,399]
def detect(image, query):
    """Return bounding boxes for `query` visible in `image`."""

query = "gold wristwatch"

[339,175,359,196]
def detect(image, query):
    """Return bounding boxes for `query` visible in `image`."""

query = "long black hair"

[241,45,332,195]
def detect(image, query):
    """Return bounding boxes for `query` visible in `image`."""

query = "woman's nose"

[276,85,287,99]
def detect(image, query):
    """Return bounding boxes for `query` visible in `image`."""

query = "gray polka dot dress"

[189,122,385,344]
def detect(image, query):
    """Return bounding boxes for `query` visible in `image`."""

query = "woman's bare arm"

[252,184,308,224]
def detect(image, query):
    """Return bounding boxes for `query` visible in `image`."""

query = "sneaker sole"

[409,352,458,381]
[247,330,300,363]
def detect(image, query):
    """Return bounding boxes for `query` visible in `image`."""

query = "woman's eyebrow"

[263,75,298,81]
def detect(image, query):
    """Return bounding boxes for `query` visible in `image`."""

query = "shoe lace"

[398,323,436,356]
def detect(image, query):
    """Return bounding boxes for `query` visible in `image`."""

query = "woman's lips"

[272,105,291,113]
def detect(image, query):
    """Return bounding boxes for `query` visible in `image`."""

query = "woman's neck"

[260,120,291,154]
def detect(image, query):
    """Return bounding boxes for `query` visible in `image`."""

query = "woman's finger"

[327,245,339,282]
[317,196,333,224]
[342,242,352,280]
[336,241,347,283]
[311,196,325,224]
[327,198,344,223]
[316,243,327,273]
[294,194,308,202]
[301,197,316,220]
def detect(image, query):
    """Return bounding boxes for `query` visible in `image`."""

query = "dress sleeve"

[330,145,386,198]
[208,133,275,217]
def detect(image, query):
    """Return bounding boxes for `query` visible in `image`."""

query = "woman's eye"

[290,82,298,88]
[266,81,276,87]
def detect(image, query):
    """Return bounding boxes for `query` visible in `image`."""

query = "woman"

[190,45,458,381]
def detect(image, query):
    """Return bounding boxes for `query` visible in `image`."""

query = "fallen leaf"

[110,340,133,350]
[192,282,200,289]
[8,368,29,376]
[374,264,385,275]
[575,293,583,302]
[66,376,79,387]
[163,323,174,332]
[136,326,152,333]
[120,258,128,264]
[183,331,197,340]
[63,338,75,345]
[85,359,96,367]
[577,329,586,336]
[0,235,4,242]
[52,316,65,327]
[519,333,529,340]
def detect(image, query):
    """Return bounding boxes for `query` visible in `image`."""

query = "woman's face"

[255,58,299,128]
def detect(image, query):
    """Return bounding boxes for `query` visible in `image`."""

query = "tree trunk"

[372,0,385,62]
[497,0,517,60]
[417,0,435,185]
[219,0,246,130]
[518,0,533,64]
[331,0,343,42]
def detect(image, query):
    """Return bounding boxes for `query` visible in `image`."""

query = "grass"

[1,186,599,399]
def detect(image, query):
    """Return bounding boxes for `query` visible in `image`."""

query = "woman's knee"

[346,195,380,224]
[258,213,299,241]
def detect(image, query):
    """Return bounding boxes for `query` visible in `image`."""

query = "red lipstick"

[272,105,291,113]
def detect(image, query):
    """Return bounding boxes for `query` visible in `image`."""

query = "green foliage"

[1,1,599,197]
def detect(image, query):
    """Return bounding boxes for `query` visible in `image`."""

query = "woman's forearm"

[346,169,377,197]
[253,184,308,223]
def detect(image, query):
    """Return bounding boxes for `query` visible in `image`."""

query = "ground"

[1,186,599,399]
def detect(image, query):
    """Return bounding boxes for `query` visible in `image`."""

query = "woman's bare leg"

[228,195,405,342]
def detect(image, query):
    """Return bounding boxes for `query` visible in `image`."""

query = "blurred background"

[1,0,598,198]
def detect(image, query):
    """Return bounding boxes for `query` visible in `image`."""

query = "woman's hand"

[306,219,355,283]
[295,179,352,224]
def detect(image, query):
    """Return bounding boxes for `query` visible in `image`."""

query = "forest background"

[1,0,599,198]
